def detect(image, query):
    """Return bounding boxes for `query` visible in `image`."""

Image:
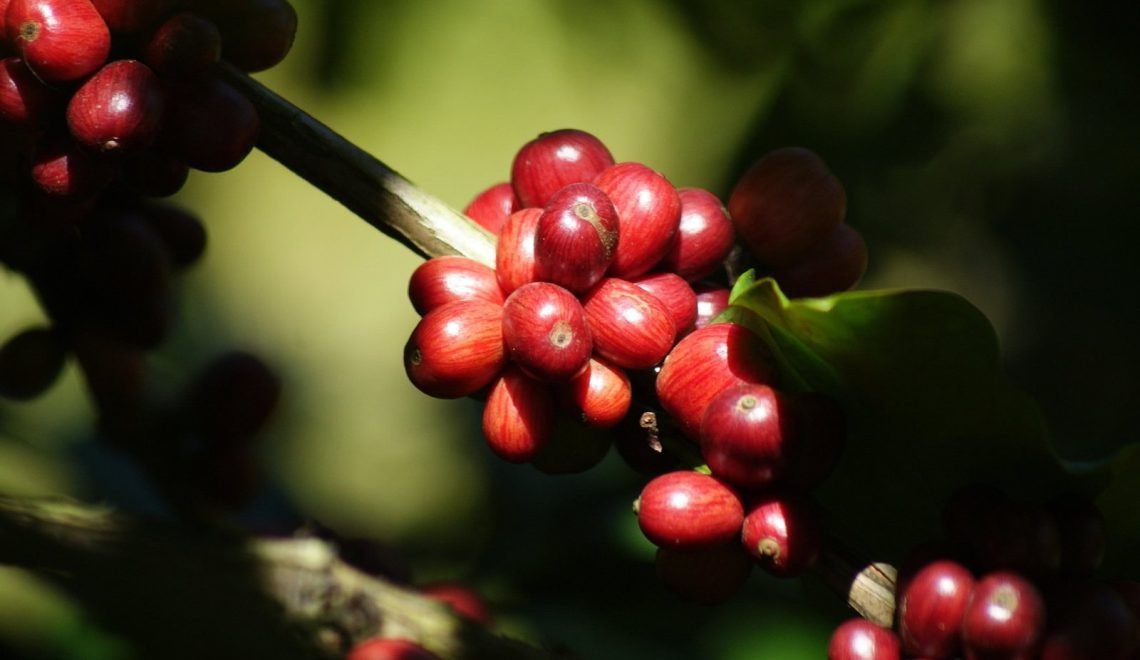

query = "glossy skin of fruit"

[407,255,504,315]
[501,282,592,382]
[7,0,111,83]
[511,128,615,209]
[630,272,697,340]
[960,572,1045,660]
[593,161,682,279]
[533,182,619,293]
[0,56,60,129]
[692,283,730,329]
[828,619,902,660]
[403,299,505,399]
[67,59,164,154]
[141,11,223,78]
[495,207,542,295]
[636,470,744,549]
[581,277,674,370]
[770,223,867,298]
[482,365,553,462]
[699,383,798,488]
[897,560,975,659]
[658,187,736,281]
[463,181,516,235]
[740,496,820,577]
[566,356,630,427]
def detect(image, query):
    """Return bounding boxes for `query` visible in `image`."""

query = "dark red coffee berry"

[659,187,736,281]
[593,161,682,279]
[186,351,281,442]
[403,299,505,399]
[30,134,111,200]
[141,11,222,79]
[121,150,191,197]
[699,383,798,488]
[740,495,820,577]
[463,181,516,235]
[636,470,744,549]
[630,272,697,340]
[495,207,541,295]
[408,255,504,315]
[533,182,619,293]
[346,637,439,660]
[511,128,615,209]
[67,59,164,155]
[7,0,111,83]
[729,147,846,267]
[692,282,730,329]
[529,412,613,475]
[0,326,67,400]
[581,277,674,370]
[960,572,1045,660]
[482,365,553,463]
[0,56,60,130]
[770,223,867,298]
[565,356,630,428]
[655,542,753,605]
[159,75,259,172]
[501,282,592,382]
[897,560,974,659]
[212,0,297,72]
[828,619,902,660]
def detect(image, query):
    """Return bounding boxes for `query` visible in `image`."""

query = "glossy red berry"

[699,383,798,488]
[566,356,630,428]
[501,282,592,382]
[29,134,110,200]
[770,223,867,298]
[346,637,438,660]
[960,572,1045,660]
[407,256,504,315]
[0,56,60,130]
[655,543,753,605]
[7,0,111,83]
[898,560,975,659]
[593,162,682,279]
[740,496,820,577]
[692,282,730,329]
[828,619,902,660]
[403,299,505,399]
[67,60,164,155]
[141,11,222,79]
[463,181,516,235]
[482,365,553,462]
[534,182,619,293]
[581,277,674,370]
[495,207,541,295]
[729,147,846,267]
[659,187,736,281]
[636,470,744,549]
[630,272,697,340]
[510,128,615,209]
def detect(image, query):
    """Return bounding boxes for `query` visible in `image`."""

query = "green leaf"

[728,274,1098,560]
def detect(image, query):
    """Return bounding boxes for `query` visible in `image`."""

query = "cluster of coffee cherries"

[0,0,296,512]
[828,486,1140,659]
[404,129,864,480]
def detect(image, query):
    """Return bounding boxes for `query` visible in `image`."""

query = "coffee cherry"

[897,560,974,659]
[699,383,798,488]
[0,56,61,130]
[501,282,592,382]
[565,356,629,427]
[770,223,867,298]
[960,572,1045,660]
[30,134,111,200]
[136,203,207,267]
[630,272,697,340]
[185,351,281,442]
[67,60,164,155]
[346,638,439,660]
[212,0,297,72]
[581,277,674,370]
[656,321,780,440]
[421,583,493,626]
[828,619,901,660]
[482,365,553,462]
[7,0,111,83]
[407,256,503,316]
[0,326,67,399]
[495,207,541,295]
[158,75,259,172]
[510,128,615,209]
[658,187,736,281]
[463,181,516,235]
[636,470,744,549]
[529,412,612,474]
[120,150,191,197]
[403,299,505,399]
[141,11,222,79]
[740,496,820,577]
[692,282,729,329]
[655,542,753,605]
[729,147,846,267]
[533,182,619,293]
[89,0,172,33]
[593,162,681,279]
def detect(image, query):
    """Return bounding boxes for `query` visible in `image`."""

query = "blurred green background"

[2,0,1138,657]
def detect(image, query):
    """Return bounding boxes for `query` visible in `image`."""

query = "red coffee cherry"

[529,412,613,475]
[566,356,630,428]
[656,321,780,440]
[0,326,67,400]
[158,75,259,172]
[30,134,111,200]
[0,56,61,130]
[740,495,820,577]
[403,299,505,399]
[482,365,553,462]
[593,161,682,279]
[120,150,191,198]
[141,11,223,79]
[407,255,504,315]
[581,277,674,370]
[828,619,902,660]
[7,0,111,83]
[510,128,615,209]
[211,0,298,72]
[729,147,846,267]
[67,59,164,155]
[346,637,439,660]
[495,207,542,295]
[636,470,744,549]
[89,0,173,33]
[501,282,592,382]
[699,383,798,489]
[630,272,697,340]
[960,572,1046,660]
[655,542,753,605]
[534,182,619,293]
[897,560,975,659]
[692,282,730,329]
[770,223,867,298]
[659,187,736,281]
[463,181,516,235]
[135,203,207,268]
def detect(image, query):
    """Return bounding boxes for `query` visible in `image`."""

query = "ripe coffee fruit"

[8,0,111,83]
[897,560,974,659]
[463,181,516,235]
[495,207,541,295]
[159,76,259,172]
[482,365,553,462]
[407,256,503,315]
[511,128,615,209]
[656,320,780,440]
[729,147,846,267]
[699,383,798,488]
[960,572,1045,659]
[141,11,223,79]
[89,0,173,33]
[30,135,109,199]
[692,283,729,329]
[533,182,619,293]
[636,470,744,549]
[346,637,438,660]
[581,277,674,370]
[740,496,820,577]
[658,187,736,281]
[67,60,164,154]
[770,223,867,298]
[501,282,592,382]
[0,56,60,129]
[212,0,298,72]
[631,272,697,340]
[404,299,505,399]
[566,356,630,428]
[593,162,682,279]
[828,619,902,660]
